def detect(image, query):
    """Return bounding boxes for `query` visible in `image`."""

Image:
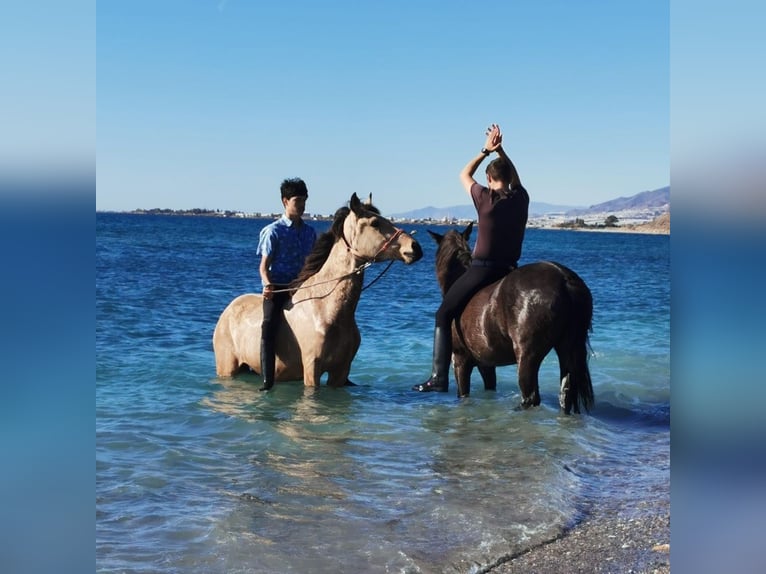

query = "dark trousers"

[435,265,509,330]
[261,290,290,387]
[430,265,510,381]
[261,290,291,344]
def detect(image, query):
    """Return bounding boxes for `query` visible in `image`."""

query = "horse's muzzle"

[402,240,423,264]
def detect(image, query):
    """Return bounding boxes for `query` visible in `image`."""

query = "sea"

[96,212,670,573]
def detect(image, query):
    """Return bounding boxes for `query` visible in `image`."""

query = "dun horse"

[429,223,594,414]
[213,193,422,387]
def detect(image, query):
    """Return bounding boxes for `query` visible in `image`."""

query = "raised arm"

[459,152,489,195]
[495,143,522,188]
[459,124,503,194]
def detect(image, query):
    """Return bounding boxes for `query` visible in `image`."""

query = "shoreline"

[483,427,671,574]
[485,504,670,574]
[529,224,669,236]
[99,211,670,236]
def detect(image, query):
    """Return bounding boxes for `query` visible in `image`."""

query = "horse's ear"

[462,221,474,240]
[427,229,443,244]
[349,193,362,214]
[364,193,373,206]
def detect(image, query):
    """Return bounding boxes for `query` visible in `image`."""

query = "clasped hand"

[484,123,502,152]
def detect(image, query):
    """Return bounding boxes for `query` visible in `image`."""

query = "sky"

[96,0,669,216]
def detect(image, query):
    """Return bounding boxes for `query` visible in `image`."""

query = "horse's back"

[509,260,580,286]
[215,293,263,334]
[521,261,592,320]
[460,261,590,351]
[498,261,589,303]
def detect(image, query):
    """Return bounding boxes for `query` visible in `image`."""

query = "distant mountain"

[565,186,669,217]
[389,186,669,221]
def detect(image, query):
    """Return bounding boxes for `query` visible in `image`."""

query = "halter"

[270,226,407,294]
[341,227,404,263]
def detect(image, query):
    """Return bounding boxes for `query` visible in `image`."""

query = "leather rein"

[271,227,406,294]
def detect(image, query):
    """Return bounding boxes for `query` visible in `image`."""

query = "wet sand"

[485,496,670,574]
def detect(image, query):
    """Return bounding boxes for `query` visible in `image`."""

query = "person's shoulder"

[261,217,284,234]
[470,181,488,198]
[512,184,530,202]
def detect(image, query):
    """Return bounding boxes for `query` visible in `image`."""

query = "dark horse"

[428,223,594,414]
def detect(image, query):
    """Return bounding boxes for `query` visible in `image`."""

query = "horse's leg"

[334,330,360,388]
[559,369,572,413]
[453,356,473,398]
[555,341,593,415]
[213,319,239,377]
[478,365,497,391]
[326,363,352,388]
[302,356,319,387]
[214,345,239,377]
[516,353,543,408]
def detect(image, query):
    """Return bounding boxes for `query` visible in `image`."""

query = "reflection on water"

[195,379,657,573]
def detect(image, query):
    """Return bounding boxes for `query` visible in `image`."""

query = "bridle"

[270,226,409,294]
[341,227,404,263]
[341,226,405,291]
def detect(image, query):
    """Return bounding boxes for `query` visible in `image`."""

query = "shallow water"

[96,213,669,573]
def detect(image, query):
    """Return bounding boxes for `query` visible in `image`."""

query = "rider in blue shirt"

[257,178,317,390]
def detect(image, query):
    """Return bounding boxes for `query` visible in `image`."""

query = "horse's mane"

[437,230,472,269]
[290,202,381,287]
[435,229,474,293]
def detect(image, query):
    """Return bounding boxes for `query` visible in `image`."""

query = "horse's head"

[343,193,422,264]
[427,222,474,294]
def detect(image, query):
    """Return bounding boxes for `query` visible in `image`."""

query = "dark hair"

[485,158,512,183]
[280,178,309,199]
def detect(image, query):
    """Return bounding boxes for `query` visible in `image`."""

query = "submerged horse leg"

[302,356,319,387]
[453,357,473,397]
[214,346,239,377]
[326,364,352,388]
[559,372,573,413]
[477,365,497,391]
[516,354,543,408]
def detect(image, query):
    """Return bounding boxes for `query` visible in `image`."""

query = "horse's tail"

[559,265,594,414]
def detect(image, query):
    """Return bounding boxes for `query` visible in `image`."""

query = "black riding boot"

[259,338,276,391]
[412,325,451,392]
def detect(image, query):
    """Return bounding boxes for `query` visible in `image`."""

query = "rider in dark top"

[413,123,529,394]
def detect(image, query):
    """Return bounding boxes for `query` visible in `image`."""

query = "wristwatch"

[480,148,490,156]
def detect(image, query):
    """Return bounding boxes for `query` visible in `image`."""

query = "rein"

[341,227,404,262]
[269,227,407,294]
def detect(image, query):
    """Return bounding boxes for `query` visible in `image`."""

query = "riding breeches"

[435,265,509,329]
[261,290,291,343]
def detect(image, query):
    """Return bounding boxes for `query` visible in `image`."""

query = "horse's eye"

[370,218,380,228]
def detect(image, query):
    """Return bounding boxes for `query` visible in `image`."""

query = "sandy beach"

[485,502,670,574]
[484,430,670,574]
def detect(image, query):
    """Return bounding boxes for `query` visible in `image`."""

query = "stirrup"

[412,377,448,392]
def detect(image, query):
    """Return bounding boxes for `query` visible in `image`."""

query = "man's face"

[283,195,307,219]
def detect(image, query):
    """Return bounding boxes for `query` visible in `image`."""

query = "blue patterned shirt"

[257,215,317,285]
